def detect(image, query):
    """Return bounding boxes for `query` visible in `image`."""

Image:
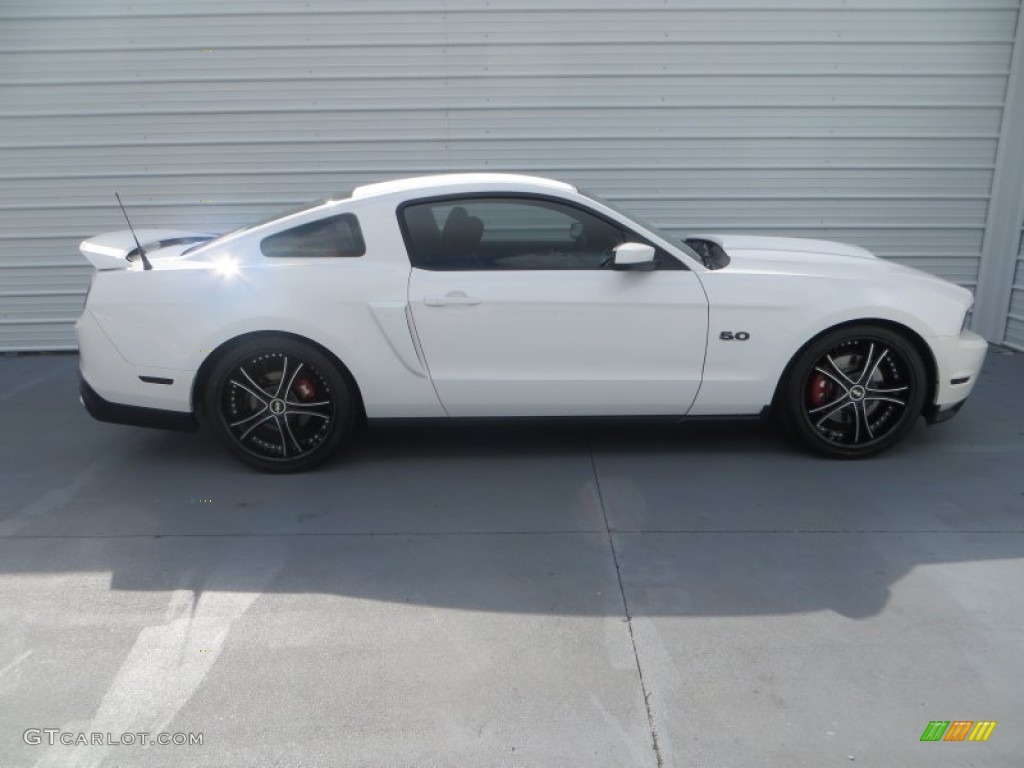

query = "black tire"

[779,324,927,458]
[203,336,355,472]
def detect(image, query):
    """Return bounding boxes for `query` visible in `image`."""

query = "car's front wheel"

[204,337,355,472]
[779,325,927,458]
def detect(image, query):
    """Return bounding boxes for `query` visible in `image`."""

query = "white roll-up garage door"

[1,0,1021,350]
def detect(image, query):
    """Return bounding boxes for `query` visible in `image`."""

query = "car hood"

[697,233,877,262]
[693,233,971,300]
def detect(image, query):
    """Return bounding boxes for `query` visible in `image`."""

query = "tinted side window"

[260,213,365,258]
[401,197,639,271]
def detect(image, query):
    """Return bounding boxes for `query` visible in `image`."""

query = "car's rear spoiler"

[79,229,215,270]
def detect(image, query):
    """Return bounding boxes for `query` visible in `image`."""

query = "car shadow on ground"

[0,351,1021,621]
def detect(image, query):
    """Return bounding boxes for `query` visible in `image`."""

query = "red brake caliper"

[808,373,833,407]
[293,377,317,402]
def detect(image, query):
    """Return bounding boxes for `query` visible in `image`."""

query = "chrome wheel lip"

[802,338,913,448]
[220,352,335,462]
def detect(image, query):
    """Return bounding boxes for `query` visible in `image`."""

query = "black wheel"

[204,337,355,472]
[779,325,927,458]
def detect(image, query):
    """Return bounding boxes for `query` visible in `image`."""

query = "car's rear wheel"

[204,337,354,472]
[780,325,927,458]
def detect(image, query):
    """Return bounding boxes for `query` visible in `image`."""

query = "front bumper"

[923,398,965,425]
[924,329,988,424]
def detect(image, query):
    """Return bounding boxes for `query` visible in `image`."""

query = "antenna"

[114,192,153,271]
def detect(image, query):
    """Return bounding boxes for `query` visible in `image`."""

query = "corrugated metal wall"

[1,0,1021,350]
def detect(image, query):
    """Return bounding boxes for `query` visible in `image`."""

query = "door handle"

[424,292,481,307]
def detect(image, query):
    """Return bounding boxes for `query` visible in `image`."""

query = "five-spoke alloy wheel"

[780,325,927,458]
[204,337,355,472]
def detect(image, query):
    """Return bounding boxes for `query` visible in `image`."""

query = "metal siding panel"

[2,10,1019,48]
[0,0,1018,350]
[2,0,1020,13]
[4,77,1013,111]
[1010,277,1024,317]
[2,45,1016,81]
[2,0,1021,12]
[0,168,998,199]
[0,139,1000,171]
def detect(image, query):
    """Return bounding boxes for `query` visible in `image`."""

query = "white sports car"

[77,174,987,472]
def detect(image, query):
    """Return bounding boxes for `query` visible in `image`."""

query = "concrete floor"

[0,350,1022,767]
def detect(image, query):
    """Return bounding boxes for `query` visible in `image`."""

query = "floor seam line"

[0,529,608,540]
[588,436,664,768]
[4,528,1021,541]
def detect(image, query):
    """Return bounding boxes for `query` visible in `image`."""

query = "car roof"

[350,173,576,200]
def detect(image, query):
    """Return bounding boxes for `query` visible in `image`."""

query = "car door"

[401,194,709,417]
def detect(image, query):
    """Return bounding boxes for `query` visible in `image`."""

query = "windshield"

[182,195,349,255]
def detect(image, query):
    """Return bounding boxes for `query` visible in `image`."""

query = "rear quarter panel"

[85,201,445,417]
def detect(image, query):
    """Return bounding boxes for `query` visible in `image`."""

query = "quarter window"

[400,196,679,271]
[260,213,365,258]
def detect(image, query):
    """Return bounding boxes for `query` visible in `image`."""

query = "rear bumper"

[80,378,197,432]
[76,308,195,412]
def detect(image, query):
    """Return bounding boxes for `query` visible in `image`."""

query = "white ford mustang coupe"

[77,174,987,472]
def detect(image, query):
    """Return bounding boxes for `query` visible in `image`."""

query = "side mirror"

[612,242,656,271]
